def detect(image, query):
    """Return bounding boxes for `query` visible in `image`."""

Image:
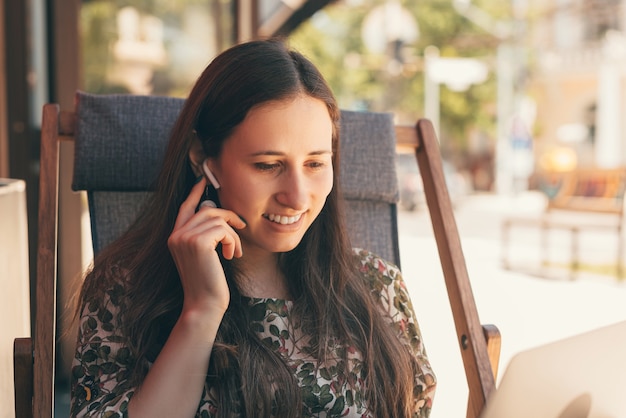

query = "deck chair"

[14,91,500,418]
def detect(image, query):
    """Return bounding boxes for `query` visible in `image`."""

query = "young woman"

[70,38,436,418]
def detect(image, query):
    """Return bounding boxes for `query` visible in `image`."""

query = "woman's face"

[209,94,334,258]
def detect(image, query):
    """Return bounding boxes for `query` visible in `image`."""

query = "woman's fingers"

[168,178,248,309]
[195,207,247,232]
[173,177,246,248]
[174,177,207,230]
[175,206,246,254]
[171,215,243,259]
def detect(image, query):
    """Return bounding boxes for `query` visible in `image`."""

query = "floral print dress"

[71,249,436,417]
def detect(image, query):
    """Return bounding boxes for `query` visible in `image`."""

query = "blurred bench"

[501,168,626,279]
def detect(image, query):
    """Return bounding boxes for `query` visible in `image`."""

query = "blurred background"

[2,0,626,417]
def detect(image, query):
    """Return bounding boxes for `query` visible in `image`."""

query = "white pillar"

[595,61,622,168]
[424,46,440,138]
[495,44,515,194]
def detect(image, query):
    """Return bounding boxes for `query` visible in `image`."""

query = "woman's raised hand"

[128,178,245,418]
[168,177,246,315]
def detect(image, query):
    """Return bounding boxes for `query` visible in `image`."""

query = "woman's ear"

[188,135,206,178]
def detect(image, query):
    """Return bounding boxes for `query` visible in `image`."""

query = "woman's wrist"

[176,304,226,345]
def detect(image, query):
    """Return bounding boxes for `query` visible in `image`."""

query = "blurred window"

[80,0,235,97]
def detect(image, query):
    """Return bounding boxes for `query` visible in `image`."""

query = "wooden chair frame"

[14,104,500,418]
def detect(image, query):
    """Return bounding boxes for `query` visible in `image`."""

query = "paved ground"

[397,191,626,418]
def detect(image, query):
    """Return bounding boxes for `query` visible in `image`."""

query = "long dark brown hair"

[77,38,420,417]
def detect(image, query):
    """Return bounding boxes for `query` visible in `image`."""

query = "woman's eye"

[254,162,280,171]
[307,161,326,169]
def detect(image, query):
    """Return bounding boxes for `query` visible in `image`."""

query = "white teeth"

[266,213,302,225]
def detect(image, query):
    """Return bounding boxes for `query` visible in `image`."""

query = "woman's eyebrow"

[309,150,333,156]
[248,150,333,157]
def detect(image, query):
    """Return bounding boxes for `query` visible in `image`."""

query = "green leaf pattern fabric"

[70,249,436,417]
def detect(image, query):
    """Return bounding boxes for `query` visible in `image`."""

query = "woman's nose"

[276,169,308,209]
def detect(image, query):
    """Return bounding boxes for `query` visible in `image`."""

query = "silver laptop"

[480,320,626,418]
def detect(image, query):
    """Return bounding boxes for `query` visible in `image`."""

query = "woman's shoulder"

[351,248,412,310]
[352,248,415,319]
[352,247,402,288]
[78,264,131,332]
[82,262,130,301]
[352,248,427,357]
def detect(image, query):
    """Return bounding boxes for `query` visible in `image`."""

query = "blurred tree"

[289,0,513,160]
[81,2,126,94]
[81,0,514,188]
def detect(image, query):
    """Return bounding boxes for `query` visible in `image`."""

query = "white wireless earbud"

[202,159,221,190]
[199,199,217,209]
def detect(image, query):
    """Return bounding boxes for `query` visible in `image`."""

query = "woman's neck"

[233,252,290,299]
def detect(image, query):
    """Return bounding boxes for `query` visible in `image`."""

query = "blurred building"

[527,0,626,172]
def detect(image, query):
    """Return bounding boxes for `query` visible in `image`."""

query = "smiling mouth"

[264,213,303,225]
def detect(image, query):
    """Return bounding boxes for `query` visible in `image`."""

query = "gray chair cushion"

[88,191,151,255]
[339,110,400,264]
[73,91,400,264]
[73,92,184,191]
[339,110,398,203]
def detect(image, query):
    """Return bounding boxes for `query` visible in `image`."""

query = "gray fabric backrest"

[73,91,400,265]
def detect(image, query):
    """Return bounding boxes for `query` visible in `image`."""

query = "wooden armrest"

[482,324,501,380]
[467,325,501,418]
[14,337,34,418]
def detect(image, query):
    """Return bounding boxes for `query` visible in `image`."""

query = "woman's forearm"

[127,307,224,418]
